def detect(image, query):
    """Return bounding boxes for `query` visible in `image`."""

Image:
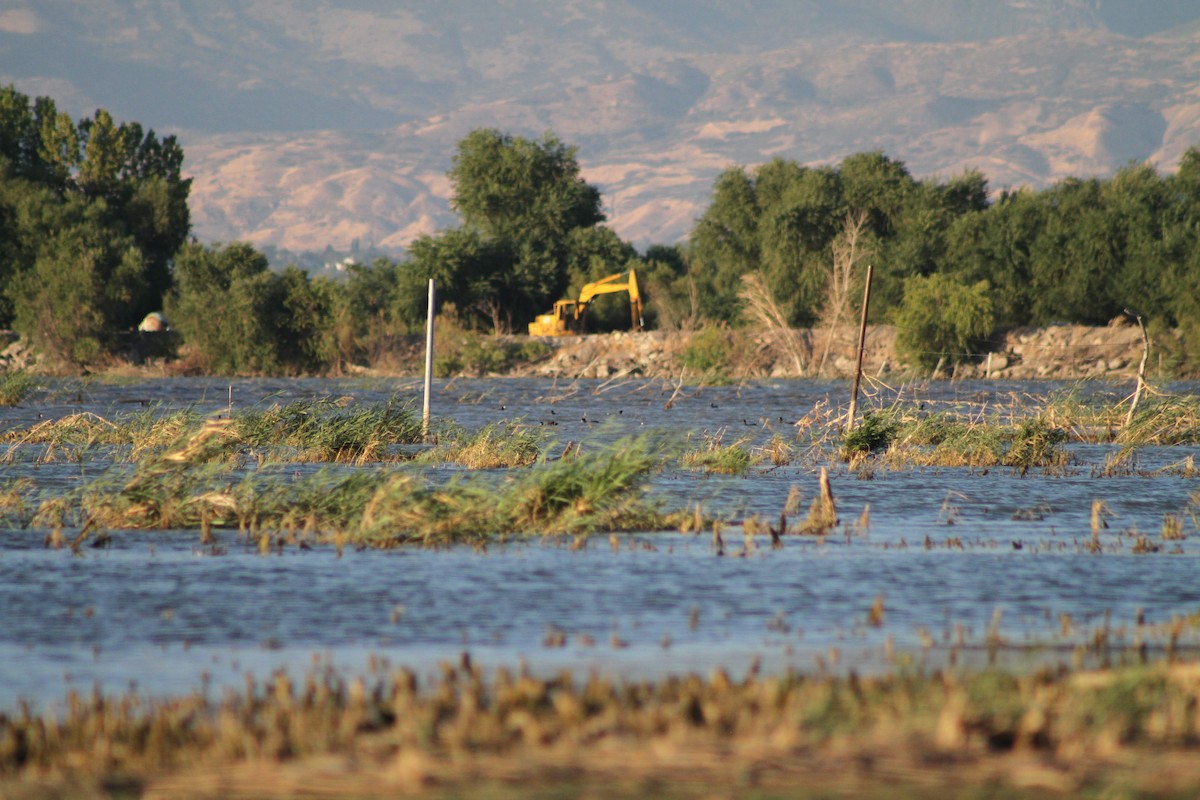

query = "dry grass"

[2,398,422,466]
[419,421,543,468]
[5,658,1200,799]
[799,466,838,535]
[1118,394,1200,447]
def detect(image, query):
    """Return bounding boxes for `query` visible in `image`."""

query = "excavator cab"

[527,270,644,336]
[527,299,581,337]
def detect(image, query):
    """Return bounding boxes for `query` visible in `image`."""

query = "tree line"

[691,150,1200,369]
[2,83,1199,375]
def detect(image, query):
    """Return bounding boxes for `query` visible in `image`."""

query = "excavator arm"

[527,269,644,336]
[576,270,644,330]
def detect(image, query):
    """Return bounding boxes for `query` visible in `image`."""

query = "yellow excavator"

[527,269,645,336]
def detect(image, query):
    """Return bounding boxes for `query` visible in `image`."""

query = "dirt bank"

[516,319,1155,382]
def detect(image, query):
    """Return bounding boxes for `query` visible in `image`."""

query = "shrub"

[433,305,552,376]
[0,370,35,405]
[516,338,554,364]
[332,258,429,369]
[680,326,732,374]
[8,208,149,367]
[421,421,543,468]
[167,243,335,375]
[894,274,994,371]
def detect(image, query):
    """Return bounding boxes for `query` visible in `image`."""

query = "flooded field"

[2,375,1198,715]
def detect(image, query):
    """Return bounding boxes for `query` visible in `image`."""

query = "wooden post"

[1123,312,1150,429]
[845,263,874,433]
[422,278,436,439]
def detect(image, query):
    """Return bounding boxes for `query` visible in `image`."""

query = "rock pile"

[524,330,685,379]
[521,319,1155,381]
[979,320,1148,380]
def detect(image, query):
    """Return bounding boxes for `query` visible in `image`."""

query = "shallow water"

[1,376,1198,709]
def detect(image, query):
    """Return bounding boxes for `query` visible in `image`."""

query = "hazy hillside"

[3,0,1199,251]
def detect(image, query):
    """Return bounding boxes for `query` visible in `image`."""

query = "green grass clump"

[2,408,203,465]
[0,370,35,406]
[0,478,34,521]
[857,409,1067,469]
[501,437,662,532]
[420,421,544,468]
[58,418,243,530]
[3,399,418,465]
[679,326,730,374]
[235,398,421,462]
[432,323,554,378]
[682,433,755,474]
[338,436,667,544]
[1002,417,1068,470]
[843,411,899,457]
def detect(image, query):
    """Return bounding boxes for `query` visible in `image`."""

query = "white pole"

[423,278,436,439]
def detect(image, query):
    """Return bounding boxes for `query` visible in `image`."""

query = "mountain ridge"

[2,1,1199,251]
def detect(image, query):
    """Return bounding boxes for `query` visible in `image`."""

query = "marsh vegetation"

[2,375,1200,797]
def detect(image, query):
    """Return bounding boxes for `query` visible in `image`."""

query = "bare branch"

[816,210,871,375]
[737,271,808,376]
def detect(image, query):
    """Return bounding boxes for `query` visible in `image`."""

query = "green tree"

[7,196,147,366]
[33,96,78,190]
[895,273,995,370]
[167,242,332,376]
[688,166,761,322]
[167,242,272,374]
[638,244,692,330]
[1154,148,1200,372]
[1103,163,1173,321]
[406,228,513,330]
[449,129,603,241]
[757,162,845,325]
[118,125,192,311]
[1026,178,1122,325]
[77,109,127,200]
[328,257,425,365]
[434,129,606,329]
[943,188,1041,330]
[561,225,640,332]
[0,85,191,343]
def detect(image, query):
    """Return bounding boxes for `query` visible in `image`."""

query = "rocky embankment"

[518,318,1155,381]
[0,320,1158,381]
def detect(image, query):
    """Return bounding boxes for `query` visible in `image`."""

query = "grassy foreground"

[3,657,1200,799]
